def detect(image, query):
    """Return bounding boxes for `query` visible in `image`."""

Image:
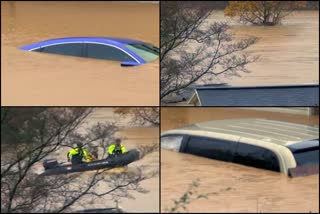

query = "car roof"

[162,118,319,147]
[44,37,144,44]
[20,37,147,51]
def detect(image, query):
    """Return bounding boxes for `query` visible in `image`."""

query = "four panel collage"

[1,1,319,213]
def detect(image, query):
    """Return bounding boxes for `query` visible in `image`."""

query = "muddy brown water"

[186,10,319,86]
[161,108,319,212]
[1,1,159,106]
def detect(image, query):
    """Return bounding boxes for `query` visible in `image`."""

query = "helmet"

[77,142,83,147]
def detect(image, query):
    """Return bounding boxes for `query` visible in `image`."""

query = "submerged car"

[161,118,319,177]
[20,37,159,66]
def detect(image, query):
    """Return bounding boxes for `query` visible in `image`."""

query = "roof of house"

[188,83,319,106]
[162,118,319,146]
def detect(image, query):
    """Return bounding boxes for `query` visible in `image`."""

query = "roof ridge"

[196,83,319,89]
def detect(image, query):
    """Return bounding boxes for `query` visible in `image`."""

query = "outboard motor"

[43,158,59,170]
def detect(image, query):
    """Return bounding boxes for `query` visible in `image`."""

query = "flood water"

[1,1,159,106]
[161,108,319,212]
[191,10,319,86]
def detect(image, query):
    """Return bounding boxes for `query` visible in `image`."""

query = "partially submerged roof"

[20,37,148,51]
[163,118,319,146]
[76,208,123,213]
[188,83,319,106]
[38,37,143,44]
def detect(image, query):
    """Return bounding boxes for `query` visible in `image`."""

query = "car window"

[42,43,84,57]
[185,136,237,162]
[126,44,159,62]
[234,143,280,172]
[87,44,134,61]
[33,47,44,52]
[161,135,184,152]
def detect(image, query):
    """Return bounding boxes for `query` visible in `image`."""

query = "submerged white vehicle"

[161,118,319,177]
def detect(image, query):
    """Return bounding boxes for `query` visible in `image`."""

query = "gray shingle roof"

[190,84,319,106]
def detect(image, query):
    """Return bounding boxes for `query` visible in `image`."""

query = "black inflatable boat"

[40,149,140,176]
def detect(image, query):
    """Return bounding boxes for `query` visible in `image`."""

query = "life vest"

[108,144,126,155]
[67,147,88,160]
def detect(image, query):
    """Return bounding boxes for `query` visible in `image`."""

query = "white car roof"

[162,118,319,146]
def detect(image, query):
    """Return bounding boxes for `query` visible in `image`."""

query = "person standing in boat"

[67,142,88,165]
[108,138,126,158]
[86,144,98,162]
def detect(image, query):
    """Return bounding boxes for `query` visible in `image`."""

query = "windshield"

[288,139,319,166]
[126,43,159,62]
[161,135,183,152]
[292,149,319,166]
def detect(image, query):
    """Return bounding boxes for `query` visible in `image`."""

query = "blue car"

[20,37,159,66]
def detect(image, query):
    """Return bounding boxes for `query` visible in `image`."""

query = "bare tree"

[224,1,307,26]
[113,107,159,126]
[1,107,158,213]
[161,1,257,101]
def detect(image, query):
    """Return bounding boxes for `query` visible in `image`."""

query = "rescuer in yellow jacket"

[108,138,126,157]
[67,142,88,164]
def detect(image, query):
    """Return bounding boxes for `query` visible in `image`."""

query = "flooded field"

[161,107,319,212]
[1,1,159,106]
[201,10,319,86]
[228,11,319,86]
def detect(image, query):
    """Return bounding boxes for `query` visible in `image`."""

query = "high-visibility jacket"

[108,144,126,155]
[67,147,88,160]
